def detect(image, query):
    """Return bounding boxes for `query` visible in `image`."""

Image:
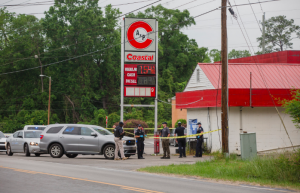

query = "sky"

[2,0,300,54]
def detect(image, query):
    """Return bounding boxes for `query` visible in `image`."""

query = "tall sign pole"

[121,19,125,122]
[154,20,158,133]
[221,0,229,154]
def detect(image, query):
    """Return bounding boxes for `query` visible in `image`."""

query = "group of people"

[113,121,204,160]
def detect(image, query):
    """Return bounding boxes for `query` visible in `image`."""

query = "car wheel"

[49,143,64,158]
[65,154,78,158]
[103,145,115,159]
[125,154,131,158]
[35,153,41,157]
[24,144,30,156]
[7,143,13,156]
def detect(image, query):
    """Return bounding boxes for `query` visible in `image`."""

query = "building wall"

[187,107,300,153]
[184,65,215,92]
[172,98,187,128]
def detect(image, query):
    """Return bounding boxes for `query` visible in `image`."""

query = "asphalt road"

[0,152,294,193]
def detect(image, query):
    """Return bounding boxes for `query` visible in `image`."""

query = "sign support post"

[154,20,158,133]
[121,19,125,122]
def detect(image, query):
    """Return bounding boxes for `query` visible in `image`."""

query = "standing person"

[160,122,170,159]
[194,122,204,158]
[175,122,186,158]
[114,122,128,160]
[135,124,145,159]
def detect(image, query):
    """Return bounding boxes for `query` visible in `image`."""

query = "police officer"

[135,124,145,159]
[175,122,186,158]
[114,122,128,160]
[160,122,170,159]
[194,122,204,158]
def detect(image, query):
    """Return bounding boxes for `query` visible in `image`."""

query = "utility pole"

[48,76,51,125]
[262,12,266,54]
[221,0,229,154]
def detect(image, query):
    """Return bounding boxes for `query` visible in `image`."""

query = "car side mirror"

[91,132,97,137]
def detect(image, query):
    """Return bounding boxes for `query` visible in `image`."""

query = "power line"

[247,0,262,32]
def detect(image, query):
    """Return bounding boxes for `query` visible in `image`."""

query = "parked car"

[39,124,136,159]
[23,125,46,131]
[0,131,7,153]
[6,130,43,156]
[169,128,187,147]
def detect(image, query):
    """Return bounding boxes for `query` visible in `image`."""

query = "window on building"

[197,69,200,83]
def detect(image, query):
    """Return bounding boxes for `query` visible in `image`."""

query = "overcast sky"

[3,0,300,54]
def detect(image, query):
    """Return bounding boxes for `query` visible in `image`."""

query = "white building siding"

[184,65,215,92]
[187,107,300,153]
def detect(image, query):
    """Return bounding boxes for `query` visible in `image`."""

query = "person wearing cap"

[114,122,128,160]
[194,122,204,158]
[135,124,145,159]
[175,121,186,158]
[160,122,170,159]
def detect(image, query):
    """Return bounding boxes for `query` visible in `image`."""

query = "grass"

[138,150,300,190]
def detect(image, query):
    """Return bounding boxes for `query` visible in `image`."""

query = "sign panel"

[189,119,198,135]
[137,65,155,75]
[124,64,137,86]
[124,87,156,97]
[137,76,155,86]
[124,18,156,52]
[124,51,155,63]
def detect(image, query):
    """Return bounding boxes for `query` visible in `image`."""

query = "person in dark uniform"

[114,122,127,160]
[160,122,170,159]
[194,122,204,158]
[175,122,186,158]
[135,124,145,159]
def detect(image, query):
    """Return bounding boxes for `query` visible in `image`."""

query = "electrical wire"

[247,0,262,32]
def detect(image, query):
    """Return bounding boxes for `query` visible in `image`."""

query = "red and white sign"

[125,18,156,52]
[124,64,137,85]
[124,52,155,63]
[124,87,156,97]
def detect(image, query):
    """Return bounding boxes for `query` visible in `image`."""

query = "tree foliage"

[257,15,300,53]
[228,49,251,59]
[278,89,300,129]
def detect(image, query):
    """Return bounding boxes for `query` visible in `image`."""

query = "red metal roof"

[200,63,300,89]
[214,50,300,64]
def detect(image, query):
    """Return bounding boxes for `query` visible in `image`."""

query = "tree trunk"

[65,95,81,123]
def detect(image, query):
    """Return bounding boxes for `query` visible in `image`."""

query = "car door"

[10,132,19,151]
[78,127,99,153]
[16,131,25,152]
[59,127,81,152]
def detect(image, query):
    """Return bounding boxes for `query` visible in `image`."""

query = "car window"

[18,131,23,138]
[63,127,80,135]
[27,127,46,131]
[46,127,64,134]
[24,131,42,138]
[80,127,93,136]
[93,127,113,135]
[13,132,19,138]
[0,132,5,138]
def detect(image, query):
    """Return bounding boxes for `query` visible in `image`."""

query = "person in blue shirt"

[194,122,204,158]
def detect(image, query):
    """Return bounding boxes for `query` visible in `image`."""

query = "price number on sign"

[137,65,155,75]
[137,77,156,86]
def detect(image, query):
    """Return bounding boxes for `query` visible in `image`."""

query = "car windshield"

[0,132,5,138]
[93,127,113,135]
[24,131,42,138]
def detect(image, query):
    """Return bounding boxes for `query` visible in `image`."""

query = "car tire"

[35,153,41,157]
[24,144,30,156]
[103,145,115,160]
[65,154,78,158]
[49,143,64,158]
[7,143,13,156]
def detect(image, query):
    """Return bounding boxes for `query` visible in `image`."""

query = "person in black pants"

[135,124,145,159]
[194,122,204,158]
[175,122,186,158]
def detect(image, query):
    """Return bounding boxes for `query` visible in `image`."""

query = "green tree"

[228,49,251,59]
[278,89,300,129]
[257,15,300,53]
[209,49,221,62]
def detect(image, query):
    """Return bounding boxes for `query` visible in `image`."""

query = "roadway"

[0,150,293,193]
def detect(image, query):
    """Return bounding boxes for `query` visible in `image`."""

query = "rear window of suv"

[46,127,64,134]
